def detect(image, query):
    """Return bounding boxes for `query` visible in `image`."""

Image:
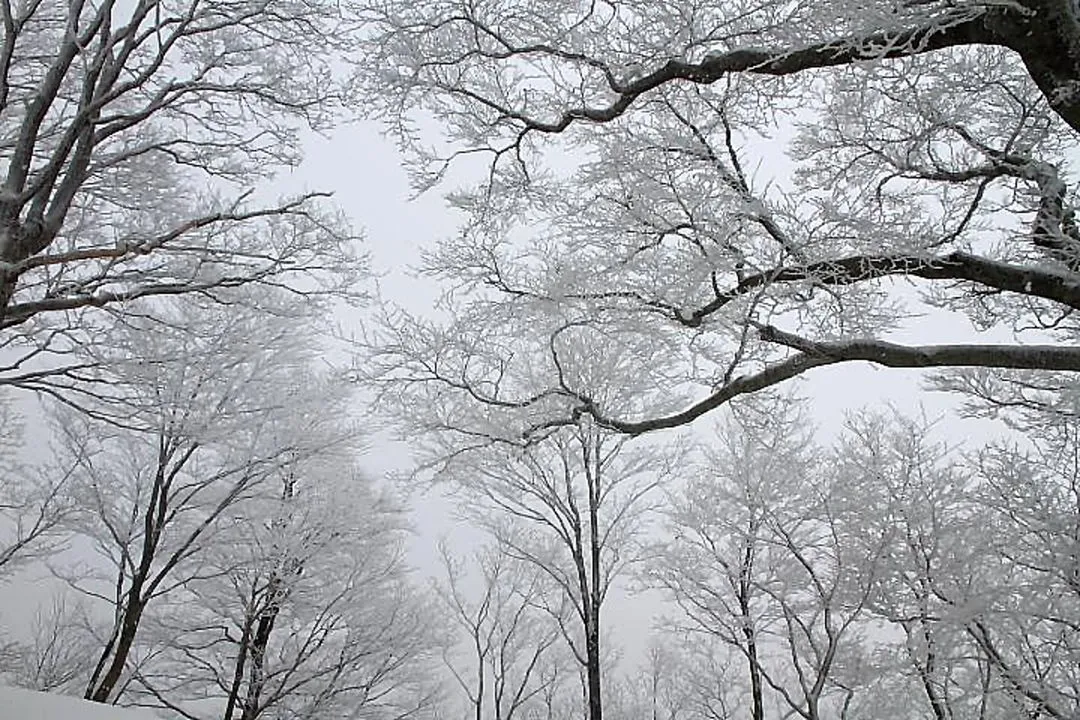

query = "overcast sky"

[0,115,1017,680]
[269,121,1014,668]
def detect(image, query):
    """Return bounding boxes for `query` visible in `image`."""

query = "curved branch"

[591,326,1080,434]
[496,10,1010,135]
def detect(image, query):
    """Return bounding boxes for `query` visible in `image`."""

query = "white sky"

[0,115,1017,682]
[274,121,1014,670]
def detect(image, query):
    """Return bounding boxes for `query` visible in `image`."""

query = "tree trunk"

[585,436,603,720]
[739,561,764,720]
[584,621,602,720]
[1003,0,1080,134]
[238,476,295,720]
[239,599,281,720]
[86,590,145,702]
[84,441,193,704]
[222,616,255,720]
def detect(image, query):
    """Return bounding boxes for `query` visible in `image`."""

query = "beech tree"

[2,595,100,694]
[648,402,1080,720]
[0,391,72,577]
[655,398,877,720]
[129,464,436,720]
[825,410,1080,719]
[604,641,710,720]
[0,0,363,391]
[419,420,674,720]
[363,0,1080,438]
[970,429,1080,717]
[825,412,998,720]
[44,293,356,704]
[435,543,567,720]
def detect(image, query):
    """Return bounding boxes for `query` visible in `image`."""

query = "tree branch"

[681,252,1080,327]
[589,327,1080,434]
[486,10,1009,135]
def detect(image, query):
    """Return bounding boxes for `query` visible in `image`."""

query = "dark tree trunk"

[584,436,604,720]
[584,620,602,720]
[86,590,146,703]
[738,538,764,720]
[84,441,196,704]
[1002,0,1080,133]
[239,598,281,720]
[237,475,296,720]
[223,618,254,720]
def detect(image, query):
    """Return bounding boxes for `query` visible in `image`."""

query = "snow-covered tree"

[133,465,436,720]
[362,0,1080,438]
[425,420,673,720]
[655,398,876,720]
[0,390,71,579]
[435,542,567,720]
[42,294,358,703]
[0,0,365,391]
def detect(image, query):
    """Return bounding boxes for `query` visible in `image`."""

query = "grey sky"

[263,121,1014,671]
[0,116,1015,683]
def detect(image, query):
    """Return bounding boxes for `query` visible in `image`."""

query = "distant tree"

[435,542,566,720]
[605,641,701,720]
[3,595,98,694]
[418,419,674,720]
[41,294,355,704]
[651,402,1080,720]
[655,397,881,720]
[0,390,71,578]
[822,412,994,720]
[131,463,437,720]
[970,426,1080,717]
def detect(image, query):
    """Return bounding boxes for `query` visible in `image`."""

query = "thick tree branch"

[448,2,1080,138]
[1002,0,1080,134]
[494,10,1012,135]
[589,327,1080,434]
[682,252,1080,326]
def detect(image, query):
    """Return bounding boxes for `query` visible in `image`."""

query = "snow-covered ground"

[0,686,161,719]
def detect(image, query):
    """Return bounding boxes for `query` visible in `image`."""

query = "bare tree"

[655,397,881,720]
[435,542,565,720]
[826,408,1080,720]
[129,463,437,720]
[361,0,1080,439]
[42,293,357,704]
[823,412,996,720]
[3,594,99,694]
[605,641,706,720]
[971,425,1080,717]
[0,390,72,577]
[425,419,674,720]
[651,402,1080,720]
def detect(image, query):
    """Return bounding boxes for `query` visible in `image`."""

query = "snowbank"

[0,686,162,719]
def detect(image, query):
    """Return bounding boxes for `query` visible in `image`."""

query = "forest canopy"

[3,2,1080,720]
[361,0,1080,439]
